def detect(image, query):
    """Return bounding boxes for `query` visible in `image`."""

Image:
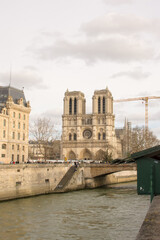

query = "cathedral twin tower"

[62,88,122,160]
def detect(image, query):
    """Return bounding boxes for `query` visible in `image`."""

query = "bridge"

[54,162,137,192]
[82,163,137,178]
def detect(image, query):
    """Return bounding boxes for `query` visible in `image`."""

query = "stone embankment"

[136,196,160,240]
[0,163,137,201]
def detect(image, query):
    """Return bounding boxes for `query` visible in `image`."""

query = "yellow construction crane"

[114,96,160,129]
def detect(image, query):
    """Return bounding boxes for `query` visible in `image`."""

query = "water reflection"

[0,182,149,240]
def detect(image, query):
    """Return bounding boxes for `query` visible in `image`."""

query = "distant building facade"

[0,86,31,163]
[62,88,122,160]
[28,140,61,160]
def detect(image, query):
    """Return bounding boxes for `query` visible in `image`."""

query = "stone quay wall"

[0,164,137,201]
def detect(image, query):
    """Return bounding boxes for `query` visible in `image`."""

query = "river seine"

[0,182,149,240]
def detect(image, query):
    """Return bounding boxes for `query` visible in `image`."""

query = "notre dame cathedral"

[62,87,122,160]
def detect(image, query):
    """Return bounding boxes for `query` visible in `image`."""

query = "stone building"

[115,119,132,158]
[28,140,61,160]
[0,86,31,163]
[62,87,122,160]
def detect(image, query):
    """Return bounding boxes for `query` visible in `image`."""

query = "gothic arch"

[73,133,77,140]
[80,148,92,160]
[103,96,105,113]
[68,150,76,160]
[98,133,101,140]
[69,133,72,141]
[95,149,106,160]
[69,98,72,115]
[74,97,77,115]
[98,97,101,114]
[103,132,106,140]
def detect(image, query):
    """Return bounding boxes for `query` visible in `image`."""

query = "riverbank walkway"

[136,195,160,239]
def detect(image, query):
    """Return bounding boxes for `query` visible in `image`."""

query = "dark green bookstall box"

[131,145,160,198]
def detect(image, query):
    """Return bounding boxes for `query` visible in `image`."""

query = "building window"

[103,97,105,114]
[22,155,24,162]
[17,145,19,151]
[103,133,106,140]
[13,112,15,118]
[69,133,72,141]
[3,119,6,127]
[1,154,5,158]
[17,155,19,163]
[74,133,77,141]
[23,123,25,130]
[98,133,101,140]
[74,98,77,115]
[98,97,101,114]
[12,145,14,150]
[22,146,25,151]
[19,113,21,119]
[3,130,6,138]
[69,98,72,115]
[13,121,15,128]
[23,133,25,141]
[12,154,14,161]
[18,122,20,129]
[2,144,6,149]
[12,132,15,139]
[18,133,20,140]
[23,114,26,120]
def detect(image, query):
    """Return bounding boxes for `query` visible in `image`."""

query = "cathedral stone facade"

[62,88,122,160]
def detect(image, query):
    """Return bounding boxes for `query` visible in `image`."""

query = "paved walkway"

[136,196,160,239]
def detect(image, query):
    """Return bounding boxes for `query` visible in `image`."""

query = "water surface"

[0,182,149,240]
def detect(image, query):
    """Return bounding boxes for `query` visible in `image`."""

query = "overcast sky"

[0,0,160,138]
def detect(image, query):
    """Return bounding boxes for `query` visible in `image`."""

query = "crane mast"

[114,96,160,129]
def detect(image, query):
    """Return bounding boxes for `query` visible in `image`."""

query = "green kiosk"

[131,145,160,202]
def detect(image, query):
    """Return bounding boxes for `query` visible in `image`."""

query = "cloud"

[110,67,151,79]
[103,0,133,5]
[41,110,61,125]
[152,127,160,139]
[30,109,62,125]
[115,111,145,127]
[81,13,160,37]
[28,12,159,65]
[24,65,38,72]
[150,110,160,120]
[40,30,63,39]
[33,36,153,64]
[0,69,47,90]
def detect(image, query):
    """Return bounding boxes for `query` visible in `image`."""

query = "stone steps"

[54,165,77,192]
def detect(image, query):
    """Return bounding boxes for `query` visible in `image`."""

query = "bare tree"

[129,126,160,154]
[30,117,55,160]
[94,142,114,162]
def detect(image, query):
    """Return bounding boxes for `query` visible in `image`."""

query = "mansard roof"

[0,85,27,106]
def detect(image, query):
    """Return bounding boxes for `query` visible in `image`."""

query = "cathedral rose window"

[83,129,92,139]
